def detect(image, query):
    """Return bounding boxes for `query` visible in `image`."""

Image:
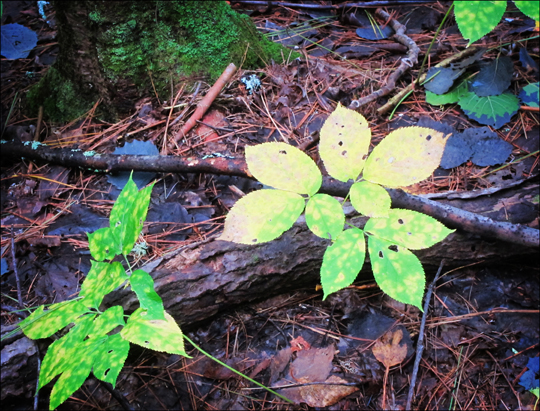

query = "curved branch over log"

[2,139,538,248]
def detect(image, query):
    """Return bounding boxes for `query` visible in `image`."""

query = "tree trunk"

[2,179,537,403]
[26,0,293,122]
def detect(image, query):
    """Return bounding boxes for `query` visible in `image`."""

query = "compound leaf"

[305,194,344,239]
[363,127,448,188]
[321,228,366,300]
[364,209,454,250]
[109,174,154,256]
[80,261,128,309]
[350,181,391,217]
[130,269,165,320]
[20,299,88,340]
[458,90,519,129]
[219,189,305,244]
[245,142,322,196]
[319,103,371,182]
[92,333,130,387]
[368,235,425,310]
[121,308,189,357]
[454,1,506,46]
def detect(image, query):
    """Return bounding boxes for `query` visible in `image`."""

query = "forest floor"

[1,1,539,410]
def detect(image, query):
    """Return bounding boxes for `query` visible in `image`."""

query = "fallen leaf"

[372,328,408,368]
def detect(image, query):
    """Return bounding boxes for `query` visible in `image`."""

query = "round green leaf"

[219,189,305,244]
[121,308,188,357]
[454,1,506,46]
[363,127,448,188]
[368,235,425,310]
[320,227,366,300]
[245,142,322,195]
[305,194,345,239]
[364,209,454,250]
[514,1,540,22]
[319,103,371,182]
[350,181,391,217]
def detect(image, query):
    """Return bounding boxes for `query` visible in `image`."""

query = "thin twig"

[175,63,237,142]
[348,8,420,110]
[406,259,445,410]
[10,226,23,308]
[161,84,185,154]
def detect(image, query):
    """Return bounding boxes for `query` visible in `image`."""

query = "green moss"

[26,67,93,123]
[95,1,299,97]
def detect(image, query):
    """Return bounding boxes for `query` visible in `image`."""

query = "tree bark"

[2,178,537,403]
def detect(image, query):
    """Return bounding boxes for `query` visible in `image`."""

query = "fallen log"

[2,177,537,404]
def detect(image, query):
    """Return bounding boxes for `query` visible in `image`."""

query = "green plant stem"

[182,335,294,404]
[478,150,539,178]
[415,3,454,87]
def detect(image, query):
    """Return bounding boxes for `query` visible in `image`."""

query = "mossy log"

[2,178,537,404]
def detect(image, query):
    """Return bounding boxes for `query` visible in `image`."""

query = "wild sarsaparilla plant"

[220,103,454,309]
[18,175,188,410]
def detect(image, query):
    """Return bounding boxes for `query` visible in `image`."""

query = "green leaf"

[80,261,129,309]
[88,306,125,339]
[219,189,305,244]
[514,1,540,21]
[320,227,366,300]
[49,338,100,410]
[520,82,539,108]
[350,181,391,217]
[363,127,448,188]
[109,175,154,256]
[130,269,165,320]
[305,194,344,240]
[425,80,469,105]
[454,1,506,46]
[39,314,96,391]
[121,308,189,357]
[92,333,130,387]
[245,142,322,196]
[458,90,519,129]
[368,235,425,310]
[87,226,122,262]
[20,299,87,340]
[364,209,454,250]
[319,103,371,182]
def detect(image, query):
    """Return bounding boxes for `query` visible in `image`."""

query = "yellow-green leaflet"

[121,308,188,357]
[368,235,425,310]
[245,142,322,196]
[219,189,305,244]
[319,103,371,182]
[364,209,454,250]
[349,181,391,218]
[363,127,448,188]
[320,228,366,300]
[305,193,345,240]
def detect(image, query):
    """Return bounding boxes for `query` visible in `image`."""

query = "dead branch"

[2,139,538,248]
[175,63,237,142]
[348,8,420,110]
